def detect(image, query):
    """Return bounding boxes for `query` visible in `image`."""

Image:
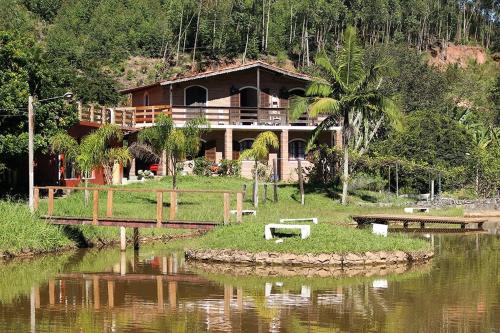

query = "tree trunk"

[341,142,349,205]
[84,178,89,206]
[192,1,202,67]
[253,161,259,208]
[173,166,178,190]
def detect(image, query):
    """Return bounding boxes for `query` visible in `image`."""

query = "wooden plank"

[223,192,230,225]
[169,192,177,220]
[106,190,113,217]
[352,214,485,224]
[48,188,54,216]
[36,186,242,194]
[92,190,99,225]
[156,191,163,227]
[43,216,218,229]
[33,188,39,211]
[236,192,243,224]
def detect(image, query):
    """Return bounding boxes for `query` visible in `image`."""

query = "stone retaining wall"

[185,248,434,267]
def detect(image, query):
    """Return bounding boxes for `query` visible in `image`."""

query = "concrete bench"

[279,217,318,224]
[265,224,310,240]
[230,209,257,216]
[404,207,430,214]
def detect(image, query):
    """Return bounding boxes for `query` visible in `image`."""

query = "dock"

[352,214,486,231]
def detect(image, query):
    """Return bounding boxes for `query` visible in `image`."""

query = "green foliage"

[0,200,71,254]
[239,131,279,162]
[218,159,241,177]
[192,157,211,176]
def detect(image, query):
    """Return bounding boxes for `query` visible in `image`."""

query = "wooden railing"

[34,186,244,226]
[78,103,320,127]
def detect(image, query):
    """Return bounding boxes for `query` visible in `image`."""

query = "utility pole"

[28,96,34,212]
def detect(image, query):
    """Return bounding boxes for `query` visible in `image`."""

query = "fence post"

[242,184,247,201]
[156,191,163,227]
[223,192,230,225]
[106,190,113,217]
[263,184,268,204]
[48,188,54,216]
[33,188,39,211]
[273,159,278,202]
[169,192,177,220]
[236,192,243,224]
[92,190,99,225]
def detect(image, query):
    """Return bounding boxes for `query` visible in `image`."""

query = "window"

[239,139,254,152]
[289,140,306,160]
[185,85,208,106]
[64,159,77,179]
[144,93,150,106]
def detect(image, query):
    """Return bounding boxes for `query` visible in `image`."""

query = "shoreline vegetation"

[1,176,457,258]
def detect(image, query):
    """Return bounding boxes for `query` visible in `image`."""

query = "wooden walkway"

[352,214,486,231]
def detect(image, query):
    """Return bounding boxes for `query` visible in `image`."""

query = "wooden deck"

[352,214,486,231]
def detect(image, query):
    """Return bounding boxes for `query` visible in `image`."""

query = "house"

[73,61,341,183]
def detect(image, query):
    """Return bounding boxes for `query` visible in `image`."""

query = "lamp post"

[28,92,74,212]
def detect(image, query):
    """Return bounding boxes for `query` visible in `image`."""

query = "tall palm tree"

[291,26,401,205]
[239,131,279,207]
[137,114,208,189]
[50,124,131,185]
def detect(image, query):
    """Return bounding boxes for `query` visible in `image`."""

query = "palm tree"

[291,26,401,205]
[50,124,131,187]
[239,131,279,207]
[136,114,208,189]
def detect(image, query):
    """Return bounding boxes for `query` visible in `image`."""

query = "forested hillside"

[0,0,499,197]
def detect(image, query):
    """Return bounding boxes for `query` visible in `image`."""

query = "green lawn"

[36,176,463,226]
[0,176,461,256]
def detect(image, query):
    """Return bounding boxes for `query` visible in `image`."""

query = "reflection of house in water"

[264,282,311,307]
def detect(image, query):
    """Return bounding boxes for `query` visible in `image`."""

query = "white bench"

[230,209,257,216]
[404,207,430,214]
[279,217,318,224]
[264,224,310,240]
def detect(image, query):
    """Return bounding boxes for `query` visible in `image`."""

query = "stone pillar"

[129,158,137,180]
[280,129,288,181]
[224,128,233,160]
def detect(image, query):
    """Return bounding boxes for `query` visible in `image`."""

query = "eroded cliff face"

[428,43,488,68]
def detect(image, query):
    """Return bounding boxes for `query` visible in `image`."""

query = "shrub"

[219,159,241,176]
[306,144,340,186]
[193,157,211,176]
[349,173,387,192]
[137,170,154,180]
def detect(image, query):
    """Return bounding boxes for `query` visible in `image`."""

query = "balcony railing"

[78,104,320,128]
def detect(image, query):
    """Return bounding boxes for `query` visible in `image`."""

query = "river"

[0,226,498,332]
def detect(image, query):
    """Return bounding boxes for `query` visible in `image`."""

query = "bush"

[349,173,387,192]
[306,145,340,186]
[193,157,211,176]
[219,159,241,176]
[137,169,154,180]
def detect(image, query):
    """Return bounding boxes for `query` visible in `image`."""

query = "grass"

[0,201,72,255]
[189,222,430,253]
[3,176,460,255]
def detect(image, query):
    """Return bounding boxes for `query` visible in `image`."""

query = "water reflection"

[0,234,498,332]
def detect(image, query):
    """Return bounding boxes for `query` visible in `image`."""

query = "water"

[0,231,498,332]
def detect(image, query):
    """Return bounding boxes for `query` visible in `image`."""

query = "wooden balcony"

[78,104,319,128]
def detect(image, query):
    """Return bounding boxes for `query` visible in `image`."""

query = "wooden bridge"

[352,214,486,232]
[34,186,244,249]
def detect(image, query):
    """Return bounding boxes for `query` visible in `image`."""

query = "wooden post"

[33,188,39,211]
[48,280,55,305]
[156,192,163,227]
[133,228,139,250]
[298,159,305,205]
[120,227,126,251]
[157,276,164,310]
[388,166,391,193]
[223,192,230,225]
[273,158,278,202]
[107,281,114,308]
[236,192,243,224]
[168,281,177,309]
[93,276,100,310]
[242,184,247,200]
[90,104,95,122]
[169,191,177,220]
[430,179,435,201]
[48,188,54,216]
[106,190,113,217]
[77,101,82,120]
[92,190,99,225]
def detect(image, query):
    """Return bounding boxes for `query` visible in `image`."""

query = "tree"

[137,114,208,189]
[50,124,131,186]
[239,131,279,207]
[291,26,401,205]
